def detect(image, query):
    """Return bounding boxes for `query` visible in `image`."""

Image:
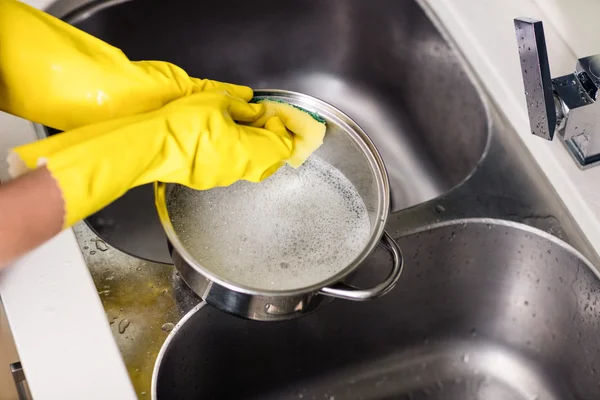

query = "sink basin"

[44,0,489,263]
[153,220,600,400]
[68,0,489,210]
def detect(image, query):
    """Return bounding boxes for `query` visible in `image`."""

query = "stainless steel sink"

[153,220,600,400]
[33,0,600,398]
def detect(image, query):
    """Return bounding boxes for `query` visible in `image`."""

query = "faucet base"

[563,136,600,169]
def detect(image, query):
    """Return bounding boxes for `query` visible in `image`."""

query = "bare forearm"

[0,167,64,269]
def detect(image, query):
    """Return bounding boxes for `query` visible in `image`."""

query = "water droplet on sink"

[162,323,175,332]
[461,354,470,363]
[118,319,130,334]
[434,204,445,213]
[94,239,108,252]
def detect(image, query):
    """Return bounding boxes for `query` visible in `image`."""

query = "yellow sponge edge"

[249,99,326,168]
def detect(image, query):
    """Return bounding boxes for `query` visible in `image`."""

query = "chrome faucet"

[514,17,600,168]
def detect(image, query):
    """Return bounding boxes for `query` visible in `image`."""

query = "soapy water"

[168,155,371,291]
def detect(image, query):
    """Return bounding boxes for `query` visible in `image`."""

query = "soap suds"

[168,155,371,291]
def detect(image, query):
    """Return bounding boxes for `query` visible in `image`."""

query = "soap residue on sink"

[168,155,371,291]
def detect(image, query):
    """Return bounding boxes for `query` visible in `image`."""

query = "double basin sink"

[37,0,600,398]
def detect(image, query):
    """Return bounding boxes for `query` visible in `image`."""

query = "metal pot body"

[155,90,404,321]
[168,241,334,320]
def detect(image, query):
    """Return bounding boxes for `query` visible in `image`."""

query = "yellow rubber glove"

[0,0,250,131]
[8,92,294,228]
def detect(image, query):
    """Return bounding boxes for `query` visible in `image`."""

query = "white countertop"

[0,1,137,398]
[1,0,599,398]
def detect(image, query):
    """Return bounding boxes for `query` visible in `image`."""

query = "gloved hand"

[8,92,295,228]
[0,0,249,131]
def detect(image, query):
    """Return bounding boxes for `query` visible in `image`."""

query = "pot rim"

[154,89,391,297]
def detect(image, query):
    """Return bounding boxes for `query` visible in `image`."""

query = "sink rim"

[401,217,597,274]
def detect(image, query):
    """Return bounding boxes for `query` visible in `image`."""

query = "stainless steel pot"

[154,90,403,321]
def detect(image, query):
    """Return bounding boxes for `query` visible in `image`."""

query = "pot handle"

[319,231,403,301]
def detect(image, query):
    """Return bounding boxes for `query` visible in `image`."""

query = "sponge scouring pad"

[249,97,327,168]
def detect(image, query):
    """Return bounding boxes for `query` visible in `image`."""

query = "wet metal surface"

[71,224,200,396]
[154,221,600,400]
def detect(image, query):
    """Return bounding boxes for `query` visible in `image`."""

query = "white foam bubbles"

[167,155,371,291]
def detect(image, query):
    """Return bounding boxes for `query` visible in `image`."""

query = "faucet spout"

[514,17,600,168]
